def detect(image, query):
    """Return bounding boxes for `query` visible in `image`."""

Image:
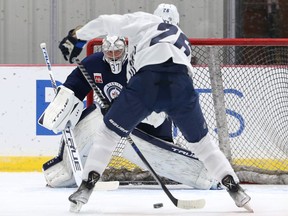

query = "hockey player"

[44,3,219,191]
[41,3,252,212]
[43,34,218,190]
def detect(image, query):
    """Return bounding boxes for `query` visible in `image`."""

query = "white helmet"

[153,3,180,26]
[102,35,127,74]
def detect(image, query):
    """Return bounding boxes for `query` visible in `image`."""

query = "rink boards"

[0,65,287,172]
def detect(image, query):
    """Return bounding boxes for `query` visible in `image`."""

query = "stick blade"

[93,181,119,191]
[177,198,206,209]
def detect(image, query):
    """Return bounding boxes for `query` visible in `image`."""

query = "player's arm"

[75,12,160,41]
[59,12,160,62]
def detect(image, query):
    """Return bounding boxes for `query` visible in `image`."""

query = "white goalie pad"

[38,86,83,133]
[44,106,218,189]
[123,129,218,190]
[43,150,77,188]
[43,106,103,187]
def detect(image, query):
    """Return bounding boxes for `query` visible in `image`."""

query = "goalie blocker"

[43,104,220,190]
[38,86,83,134]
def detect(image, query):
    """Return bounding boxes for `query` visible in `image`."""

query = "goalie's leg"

[42,105,101,188]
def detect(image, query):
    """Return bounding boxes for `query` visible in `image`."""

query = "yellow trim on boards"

[0,156,52,172]
[0,156,139,172]
[1,156,288,172]
[233,158,288,171]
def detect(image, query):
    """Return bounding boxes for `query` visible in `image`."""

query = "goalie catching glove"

[38,86,84,133]
[59,26,86,63]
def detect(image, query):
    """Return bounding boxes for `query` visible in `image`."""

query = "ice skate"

[69,171,100,212]
[222,175,253,212]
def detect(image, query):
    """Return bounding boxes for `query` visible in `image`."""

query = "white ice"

[1,172,288,216]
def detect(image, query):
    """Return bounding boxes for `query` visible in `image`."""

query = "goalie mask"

[102,35,127,74]
[153,3,180,26]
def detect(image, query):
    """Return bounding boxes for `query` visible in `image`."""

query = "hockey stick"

[40,43,83,186]
[75,58,205,209]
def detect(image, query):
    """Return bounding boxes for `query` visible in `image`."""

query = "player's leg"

[166,73,252,210]
[69,79,152,212]
[103,81,153,138]
[69,118,121,212]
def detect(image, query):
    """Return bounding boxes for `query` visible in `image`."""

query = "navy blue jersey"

[63,52,127,103]
[63,51,173,142]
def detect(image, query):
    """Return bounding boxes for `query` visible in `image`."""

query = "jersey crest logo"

[93,73,103,83]
[103,82,123,102]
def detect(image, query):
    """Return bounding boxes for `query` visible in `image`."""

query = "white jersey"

[76,12,193,80]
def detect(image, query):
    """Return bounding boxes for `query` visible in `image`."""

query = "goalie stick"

[75,58,205,209]
[40,43,83,186]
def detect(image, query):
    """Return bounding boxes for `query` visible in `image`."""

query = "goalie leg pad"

[42,155,76,188]
[38,86,83,133]
[43,106,103,188]
[122,129,217,189]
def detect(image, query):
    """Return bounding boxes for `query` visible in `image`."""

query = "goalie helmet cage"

[86,38,288,185]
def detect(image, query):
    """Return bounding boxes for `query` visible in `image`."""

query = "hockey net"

[86,38,288,184]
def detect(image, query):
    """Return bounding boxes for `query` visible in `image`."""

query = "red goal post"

[86,38,288,184]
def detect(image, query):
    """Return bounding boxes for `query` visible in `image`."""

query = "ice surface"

[1,172,288,216]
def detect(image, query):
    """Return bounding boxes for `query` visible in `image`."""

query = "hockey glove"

[59,28,87,63]
[38,86,84,133]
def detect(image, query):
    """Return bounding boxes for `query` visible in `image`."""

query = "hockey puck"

[153,203,163,208]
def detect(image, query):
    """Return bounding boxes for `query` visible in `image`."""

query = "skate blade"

[69,201,83,213]
[243,203,254,213]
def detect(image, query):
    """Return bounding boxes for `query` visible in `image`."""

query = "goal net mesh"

[86,38,288,184]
